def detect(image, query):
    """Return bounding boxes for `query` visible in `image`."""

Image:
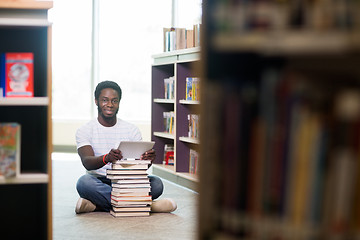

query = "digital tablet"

[117,141,155,160]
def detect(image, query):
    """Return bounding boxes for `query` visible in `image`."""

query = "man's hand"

[140,149,156,163]
[106,148,123,163]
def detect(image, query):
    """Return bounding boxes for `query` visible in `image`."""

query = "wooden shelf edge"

[179,99,200,105]
[0,18,51,26]
[0,1,53,10]
[179,136,200,144]
[152,46,200,59]
[177,172,198,182]
[0,173,49,184]
[213,31,360,55]
[153,131,175,140]
[154,98,175,104]
[152,163,175,173]
[152,164,198,182]
[0,97,49,106]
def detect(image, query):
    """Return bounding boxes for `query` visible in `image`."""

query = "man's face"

[95,88,120,119]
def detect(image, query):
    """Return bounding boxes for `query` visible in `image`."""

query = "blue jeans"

[76,174,164,211]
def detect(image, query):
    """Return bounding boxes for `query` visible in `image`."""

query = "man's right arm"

[78,145,123,170]
[78,145,107,170]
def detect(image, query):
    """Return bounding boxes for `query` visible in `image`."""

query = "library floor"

[52,153,198,240]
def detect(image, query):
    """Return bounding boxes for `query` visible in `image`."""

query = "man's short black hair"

[94,80,122,100]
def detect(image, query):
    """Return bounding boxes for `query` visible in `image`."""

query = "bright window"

[50,0,201,123]
[49,0,92,120]
[98,0,171,122]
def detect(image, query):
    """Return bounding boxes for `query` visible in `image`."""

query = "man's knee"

[149,175,163,199]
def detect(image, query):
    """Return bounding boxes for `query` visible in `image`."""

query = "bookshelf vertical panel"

[0,3,52,239]
[175,139,190,172]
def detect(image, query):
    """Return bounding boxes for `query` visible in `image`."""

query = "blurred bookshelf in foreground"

[199,0,360,239]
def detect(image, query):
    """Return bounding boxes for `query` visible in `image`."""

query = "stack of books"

[106,159,152,217]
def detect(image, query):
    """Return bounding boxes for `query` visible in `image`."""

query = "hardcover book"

[110,210,150,217]
[0,52,34,97]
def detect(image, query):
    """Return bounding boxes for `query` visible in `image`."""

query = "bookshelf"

[199,1,360,240]
[0,1,53,240]
[151,47,200,191]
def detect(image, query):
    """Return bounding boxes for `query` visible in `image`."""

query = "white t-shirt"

[76,118,142,176]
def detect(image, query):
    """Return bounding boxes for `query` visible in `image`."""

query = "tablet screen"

[117,141,155,159]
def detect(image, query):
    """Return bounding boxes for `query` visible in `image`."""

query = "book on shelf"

[189,149,199,174]
[163,144,174,165]
[163,25,201,52]
[163,111,174,134]
[188,114,200,139]
[163,27,172,53]
[165,28,176,52]
[0,123,20,178]
[175,28,186,50]
[186,77,200,101]
[110,210,150,217]
[164,76,175,100]
[0,52,34,98]
[186,29,194,48]
[193,24,201,47]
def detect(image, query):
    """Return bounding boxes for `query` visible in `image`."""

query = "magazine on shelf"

[0,123,21,178]
[0,52,34,97]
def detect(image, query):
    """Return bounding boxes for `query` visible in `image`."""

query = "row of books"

[163,24,201,52]
[163,111,175,134]
[186,77,200,101]
[212,0,360,33]
[106,159,152,217]
[215,66,360,237]
[189,149,199,174]
[188,114,200,140]
[164,76,175,100]
[0,122,20,179]
[0,52,34,98]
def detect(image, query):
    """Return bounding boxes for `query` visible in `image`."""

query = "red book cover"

[3,52,34,97]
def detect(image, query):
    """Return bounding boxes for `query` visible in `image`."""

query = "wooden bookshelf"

[0,0,53,10]
[199,1,360,239]
[151,48,200,191]
[0,2,52,239]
